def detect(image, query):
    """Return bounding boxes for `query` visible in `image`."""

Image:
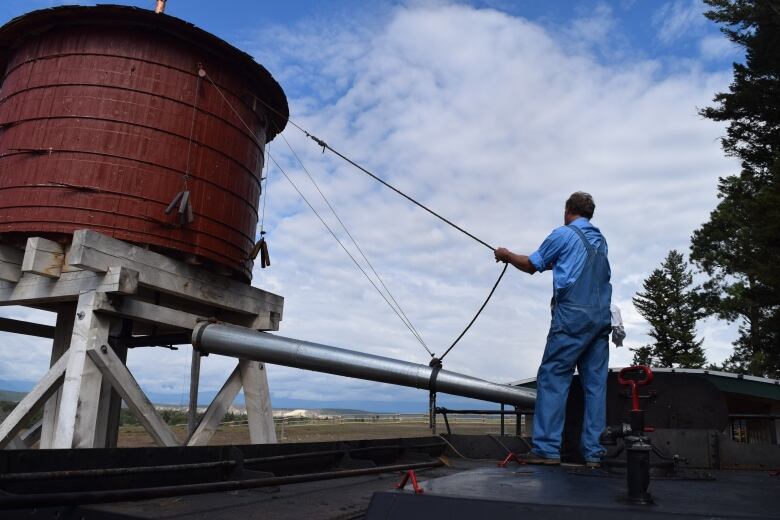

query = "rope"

[306,133,494,251]
[182,71,202,190]
[438,263,508,362]
[210,75,507,362]
[435,434,500,462]
[249,93,494,251]
[487,433,512,454]
[263,103,508,362]
[276,131,430,352]
[489,432,535,455]
[202,71,432,356]
[259,142,271,235]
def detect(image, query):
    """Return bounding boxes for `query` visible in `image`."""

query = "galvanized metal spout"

[192,323,536,407]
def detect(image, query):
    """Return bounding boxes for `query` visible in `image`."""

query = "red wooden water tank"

[0,6,288,281]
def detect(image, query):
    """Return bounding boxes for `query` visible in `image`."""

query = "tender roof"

[0,4,289,140]
[510,367,780,400]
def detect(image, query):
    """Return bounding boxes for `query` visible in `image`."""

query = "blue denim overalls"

[532,225,612,462]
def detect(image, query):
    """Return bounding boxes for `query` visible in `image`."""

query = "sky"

[0,1,744,412]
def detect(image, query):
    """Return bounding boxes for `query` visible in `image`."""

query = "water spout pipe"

[192,323,536,407]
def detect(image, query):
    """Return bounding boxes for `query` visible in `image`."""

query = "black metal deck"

[3,435,777,519]
[368,463,779,519]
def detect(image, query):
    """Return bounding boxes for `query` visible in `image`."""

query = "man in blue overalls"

[494,191,611,467]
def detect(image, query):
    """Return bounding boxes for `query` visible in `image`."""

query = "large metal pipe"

[192,323,536,407]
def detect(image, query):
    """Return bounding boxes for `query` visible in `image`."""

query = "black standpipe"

[618,366,654,505]
[626,439,652,504]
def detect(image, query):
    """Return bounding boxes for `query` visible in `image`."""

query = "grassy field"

[118,418,521,447]
[1,396,525,448]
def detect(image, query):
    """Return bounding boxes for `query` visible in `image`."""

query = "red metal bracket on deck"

[396,470,424,494]
[498,452,526,467]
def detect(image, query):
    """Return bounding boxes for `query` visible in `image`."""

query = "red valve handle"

[618,365,653,411]
[618,365,653,386]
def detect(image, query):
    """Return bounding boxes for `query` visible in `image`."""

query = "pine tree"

[691,0,780,377]
[632,251,707,368]
[714,159,780,376]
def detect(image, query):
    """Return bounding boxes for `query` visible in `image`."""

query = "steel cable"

[267,153,435,356]
[203,71,434,356]
[249,93,494,251]
[213,75,507,361]
[276,131,429,352]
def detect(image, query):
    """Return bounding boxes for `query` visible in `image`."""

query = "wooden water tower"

[0,5,287,449]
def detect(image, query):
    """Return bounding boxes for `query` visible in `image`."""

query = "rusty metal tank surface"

[0,6,288,281]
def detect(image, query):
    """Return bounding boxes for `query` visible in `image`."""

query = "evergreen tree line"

[631,0,779,378]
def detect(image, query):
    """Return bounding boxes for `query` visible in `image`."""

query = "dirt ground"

[118,420,518,447]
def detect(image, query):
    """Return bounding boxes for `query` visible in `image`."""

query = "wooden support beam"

[91,380,114,448]
[94,295,272,332]
[187,364,243,446]
[119,333,191,348]
[0,351,70,449]
[93,294,206,330]
[218,310,281,331]
[0,316,55,338]
[0,244,24,283]
[6,436,26,450]
[188,349,201,436]
[0,267,138,307]
[40,304,76,449]
[3,422,41,450]
[52,291,112,449]
[22,237,65,279]
[239,360,276,444]
[104,320,132,448]
[68,230,283,317]
[19,419,42,449]
[154,293,279,332]
[87,343,178,447]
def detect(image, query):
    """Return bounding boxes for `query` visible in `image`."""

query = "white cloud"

[699,34,739,61]
[654,0,706,44]
[563,2,619,56]
[0,4,738,408]
[246,4,736,394]
[0,309,56,384]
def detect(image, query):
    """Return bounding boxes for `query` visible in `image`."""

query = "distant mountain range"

[0,387,412,415]
[0,380,497,414]
[0,389,26,402]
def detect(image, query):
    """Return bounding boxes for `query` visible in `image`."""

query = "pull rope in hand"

[436,262,509,363]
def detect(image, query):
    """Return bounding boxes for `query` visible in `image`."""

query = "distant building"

[273,409,317,419]
[512,368,780,446]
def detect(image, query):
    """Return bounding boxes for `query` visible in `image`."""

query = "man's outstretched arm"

[494,247,537,274]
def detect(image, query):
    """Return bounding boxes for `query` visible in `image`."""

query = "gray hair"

[566,191,595,219]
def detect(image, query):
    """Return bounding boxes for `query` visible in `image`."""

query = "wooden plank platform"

[22,237,65,279]
[0,244,24,283]
[0,230,283,449]
[0,267,138,307]
[68,230,283,321]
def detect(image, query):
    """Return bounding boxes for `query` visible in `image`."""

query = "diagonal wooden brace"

[239,360,276,443]
[187,364,243,446]
[0,351,70,449]
[86,344,178,447]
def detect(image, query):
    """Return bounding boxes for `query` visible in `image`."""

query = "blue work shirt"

[528,217,608,290]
